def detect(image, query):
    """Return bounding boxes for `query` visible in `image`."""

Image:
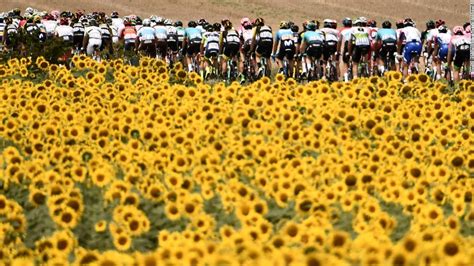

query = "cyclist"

[448,26,470,81]
[337,17,353,81]
[83,19,102,57]
[273,21,295,77]
[200,23,220,78]
[0,17,6,50]
[120,18,137,52]
[299,21,324,79]
[99,18,113,57]
[348,17,371,79]
[137,18,156,58]
[368,19,378,74]
[397,18,422,79]
[175,21,185,50]
[183,20,202,72]
[55,18,74,44]
[422,20,437,75]
[220,20,241,80]
[238,18,254,83]
[251,17,273,77]
[42,14,58,39]
[107,18,119,44]
[432,25,452,80]
[165,19,179,65]
[375,20,397,74]
[72,17,85,54]
[111,11,124,32]
[153,18,168,60]
[321,19,339,79]
[3,17,20,51]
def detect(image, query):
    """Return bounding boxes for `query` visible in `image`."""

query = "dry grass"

[3,0,468,28]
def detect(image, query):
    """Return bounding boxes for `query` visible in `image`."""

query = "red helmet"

[435,19,445,28]
[60,18,69,25]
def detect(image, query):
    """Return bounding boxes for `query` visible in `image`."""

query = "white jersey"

[85,26,102,40]
[340,27,353,43]
[435,32,451,45]
[401,26,421,43]
[110,24,119,43]
[42,20,58,37]
[135,25,143,32]
[239,28,253,43]
[426,28,438,44]
[55,25,73,41]
[111,18,124,31]
[321,27,339,43]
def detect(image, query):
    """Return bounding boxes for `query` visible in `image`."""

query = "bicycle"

[358,52,370,78]
[257,57,270,79]
[325,55,338,81]
[242,53,255,84]
[408,51,419,75]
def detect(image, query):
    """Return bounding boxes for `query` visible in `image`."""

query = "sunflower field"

[0,56,473,266]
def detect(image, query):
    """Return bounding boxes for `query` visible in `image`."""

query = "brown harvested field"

[3,0,469,28]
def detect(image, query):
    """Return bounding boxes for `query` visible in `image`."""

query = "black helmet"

[342,17,352,27]
[213,22,221,31]
[188,20,197,27]
[174,20,183,27]
[382,20,392,29]
[426,20,435,30]
[291,24,299,33]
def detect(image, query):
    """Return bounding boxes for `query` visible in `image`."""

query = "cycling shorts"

[352,45,370,63]
[276,42,295,60]
[256,41,272,58]
[168,40,179,52]
[140,43,156,58]
[156,40,168,56]
[223,43,240,58]
[438,44,451,62]
[86,38,102,56]
[204,49,219,59]
[186,43,200,56]
[453,49,469,70]
[403,41,422,63]
[305,43,323,59]
[241,39,252,54]
[323,41,337,61]
[379,41,397,60]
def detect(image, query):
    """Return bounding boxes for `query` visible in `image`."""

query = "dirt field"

[3,0,469,29]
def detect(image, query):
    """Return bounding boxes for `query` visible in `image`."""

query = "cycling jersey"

[369,27,378,43]
[137,26,155,44]
[0,22,5,43]
[351,27,370,46]
[154,25,168,41]
[99,24,112,42]
[84,26,102,55]
[111,18,124,31]
[110,25,119,43]
[376,28,397,43]
[185,27,202,44]
[400,26,421,43]
[255,25,273,45]
[176,26,185,42]
[203,31,220,58]
[321,27,339,44]
[55,25,74,43]
[85,26,102,40]
[42,20,57,38]
[340,27,353,43]
[73,23,84,37]
[120,26,137,44]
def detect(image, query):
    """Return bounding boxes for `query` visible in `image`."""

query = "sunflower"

[113,233,132,251]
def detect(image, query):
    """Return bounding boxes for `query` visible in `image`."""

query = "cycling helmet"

[452,26,464,35]
[143,18,151,26]
[188,20,197,28]
[111,11,119,18]
[254,17,264,27]
[174,20,183,27]
[223,20,232,30]
[89,19,98,27]
[60,18,69,25]
[13,8,21,16]
[435,19,445,28]
[25,7,34,15]
[156,17,165,25]
[342,17,352,27]
[323,19,332,28]
[164,19,172,26]
[241,17,250,26]
[124,18,131,26]
[463,22,471,33]
[396,19,404,29]
[404,18,415,27]
[213,22,221,31]
[198,18,207,25]
[359,17,367,24]
[426,20,435,30]
[368,19,376,28]
[279,21,289,29]
[306,22,317,31]
[291,24,299,33]
[106,18,112,25]
[438,25,448,33]
[382,20,392,29]
[136,17,142,25]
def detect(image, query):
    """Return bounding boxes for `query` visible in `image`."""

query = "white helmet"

[143,18,151,26]
[164,19,172,25]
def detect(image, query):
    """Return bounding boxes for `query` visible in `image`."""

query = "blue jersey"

[137,26,155,42]
[154,25,168,40]
[302,30,324,44]
[185,27,202,42]
[376,28,397,43]
[275,29,294,43]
